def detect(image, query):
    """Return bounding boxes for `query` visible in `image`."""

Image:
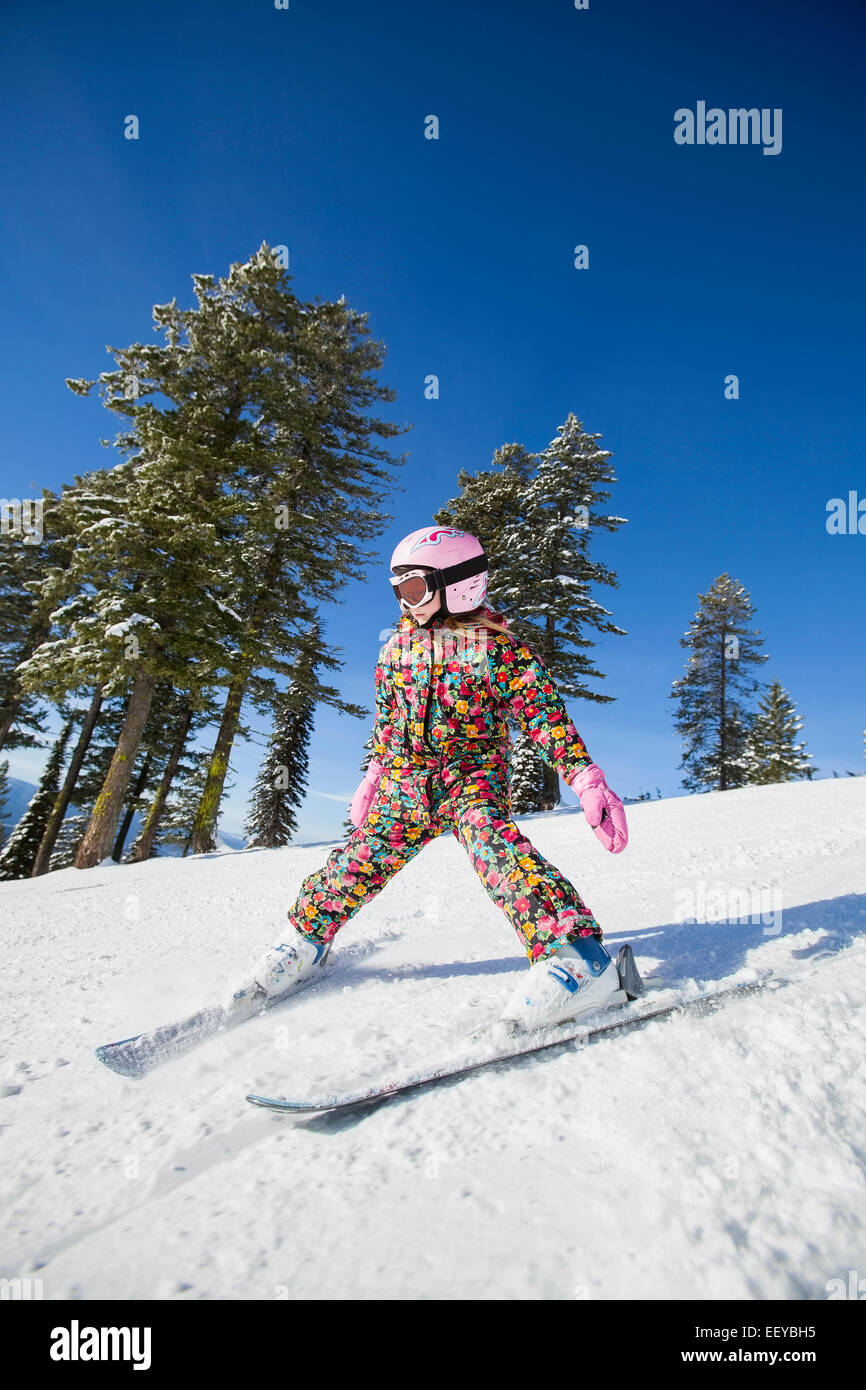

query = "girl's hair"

[443,605,513,636]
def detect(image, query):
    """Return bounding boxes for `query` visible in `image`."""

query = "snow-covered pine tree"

[434,444,542,807]
[436,442,535,605]
[244,688,314,848]
[671,574,770,792]
[34,690,166,873]
[45,693,127,826]
[31,685,104,876]
[0,717,74,879]
[0,490,73,751]
[18,400,245,869]
[188,249,406,853]
[436,414,626,809]
[48,813,88,871]
[159,753,235,856]
[23,474,170,875]
[509,731,547,814]
[245,620,326,848]
[745,678,813,784]
[0,533,46,750]
[51,246,399,866]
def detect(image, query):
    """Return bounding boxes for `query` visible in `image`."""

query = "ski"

[246,973,786,1117]
[96,1003,242,1078]
[95,972,328,1079]
[95,942,641,1080]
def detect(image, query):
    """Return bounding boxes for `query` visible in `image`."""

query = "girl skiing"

[229,526,630,1033]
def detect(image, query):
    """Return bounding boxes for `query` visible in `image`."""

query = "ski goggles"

[388,567,441,607]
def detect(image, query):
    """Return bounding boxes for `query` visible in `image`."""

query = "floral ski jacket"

[370,608,593,813]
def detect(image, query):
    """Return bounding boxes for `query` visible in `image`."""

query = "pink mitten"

[349,759,385,828]
[569,763,628,854]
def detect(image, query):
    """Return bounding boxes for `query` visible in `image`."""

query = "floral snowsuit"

[287,609,604,962]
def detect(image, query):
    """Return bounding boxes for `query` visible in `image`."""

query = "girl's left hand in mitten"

[349,759,384,829]
[569,763,629,854]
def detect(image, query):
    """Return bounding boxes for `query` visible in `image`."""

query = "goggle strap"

[437,553,487,585]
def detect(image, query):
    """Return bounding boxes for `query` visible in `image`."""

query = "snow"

[204,592,242,622]
[1,776,865,1300]
[104,614,158,637]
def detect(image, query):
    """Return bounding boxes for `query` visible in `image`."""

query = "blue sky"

[1,0,864,843]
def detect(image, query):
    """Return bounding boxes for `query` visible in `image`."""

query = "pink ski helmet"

[390,526,488,617]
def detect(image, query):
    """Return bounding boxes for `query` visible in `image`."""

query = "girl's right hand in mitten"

[569,763,629,854]
[349,759,385,828]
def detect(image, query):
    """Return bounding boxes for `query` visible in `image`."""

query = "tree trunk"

[0,706,18,751]
[190,670,246,854]
[74,668,157,869]
[190,542,283,855]
[539,761,560,812]
[131,706,193,862]
[112,751,153,862]
[31,685,104,876]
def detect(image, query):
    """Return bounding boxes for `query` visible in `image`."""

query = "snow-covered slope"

[1,777,865,1300]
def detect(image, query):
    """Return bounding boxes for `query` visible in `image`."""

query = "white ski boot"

[226,928,332,1019]
[499,934,627,1034]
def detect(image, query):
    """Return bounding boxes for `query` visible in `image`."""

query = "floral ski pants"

[287,759,603,962]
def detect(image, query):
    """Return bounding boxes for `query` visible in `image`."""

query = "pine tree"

[0,718,74,879]
[159,753,235,856]
[127,701,202,862]
[16,453,239,869]
[436,413,626,809]
[38,245,403,867]
[509,731,546,814]
[48,814,88,871]
[245,689,314,848]
[49,695,128,826]
[745,678,813,784]
[0,530,46,750]
[34,693,152,872]
[0,489,74,751]
[188,251,406,853]
[31,685,104,876]
[671,574,770,792]
[245,620,328,848]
